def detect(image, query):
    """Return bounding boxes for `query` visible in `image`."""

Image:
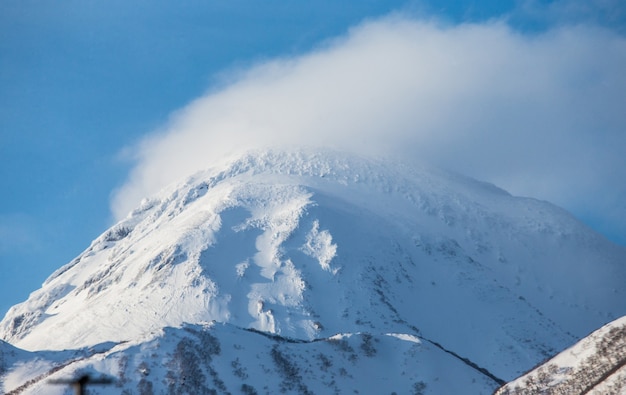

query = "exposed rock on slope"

[496,315,626,395]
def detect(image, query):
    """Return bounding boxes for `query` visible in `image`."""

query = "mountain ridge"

[496,315,626,394]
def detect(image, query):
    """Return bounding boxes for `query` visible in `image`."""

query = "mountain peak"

[1,149,625,393]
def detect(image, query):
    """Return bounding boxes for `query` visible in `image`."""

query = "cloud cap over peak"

[112,15,626,245]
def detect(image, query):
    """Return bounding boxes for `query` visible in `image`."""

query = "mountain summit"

[2,149,625,394]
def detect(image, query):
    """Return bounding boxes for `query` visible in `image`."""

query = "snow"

[1,148,625,394]
[1,323,498,395]
[496,315,626,394]
[301,220,338,273]
[2,359,54,393]
[386,333,422,344]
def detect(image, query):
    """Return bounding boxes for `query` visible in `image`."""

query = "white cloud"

[111,16,626,243]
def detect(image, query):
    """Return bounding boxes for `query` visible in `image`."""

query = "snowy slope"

[2,323,497,395]
[0,338,116,394]
[496,315,626,394]
[1,149,625,394]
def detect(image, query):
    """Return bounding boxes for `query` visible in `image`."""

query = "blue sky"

[1,0,625,318]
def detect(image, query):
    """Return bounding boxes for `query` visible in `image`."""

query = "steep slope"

[1,149,625,393]
[496,315,626,394]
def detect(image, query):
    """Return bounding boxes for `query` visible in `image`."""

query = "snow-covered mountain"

[1,149,625,394]
[496,315,626,394]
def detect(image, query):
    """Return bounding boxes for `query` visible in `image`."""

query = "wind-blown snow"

[1,149,625,394]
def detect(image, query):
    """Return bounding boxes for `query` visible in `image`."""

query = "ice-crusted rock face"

[1,149,625,394]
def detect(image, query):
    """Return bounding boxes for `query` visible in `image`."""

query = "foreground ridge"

[245,324,506,386]
[495,315,626,395]
[2,323,499,394]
